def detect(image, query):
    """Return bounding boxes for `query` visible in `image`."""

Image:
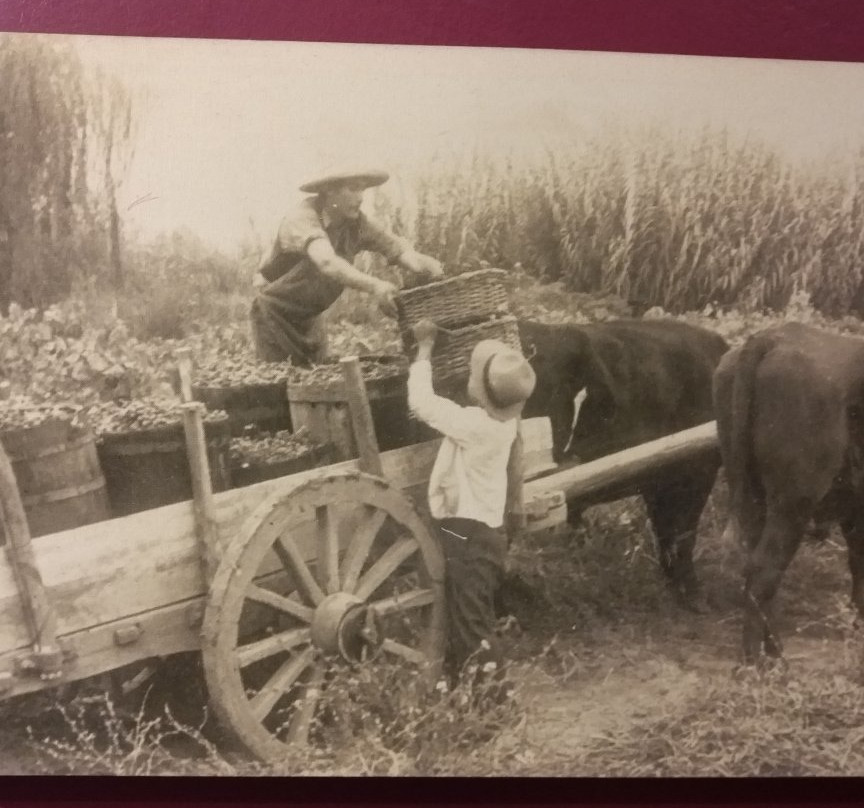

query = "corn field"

[379,129,864,316]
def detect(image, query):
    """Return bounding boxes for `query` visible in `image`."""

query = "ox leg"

[743,506,806,663]
[643,466,716,612]
[840,513,864,621]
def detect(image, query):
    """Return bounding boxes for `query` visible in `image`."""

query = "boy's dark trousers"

[434,517,507,687]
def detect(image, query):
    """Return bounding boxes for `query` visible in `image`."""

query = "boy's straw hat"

[299,169,389,194]
[467,340,536,420]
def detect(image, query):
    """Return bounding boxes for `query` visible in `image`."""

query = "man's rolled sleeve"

[277,203,328,254]
[359,216,409,264]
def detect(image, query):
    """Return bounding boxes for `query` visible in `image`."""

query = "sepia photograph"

[1,25,864,779]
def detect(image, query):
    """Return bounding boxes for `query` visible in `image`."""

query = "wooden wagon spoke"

[369,587,435,616]
[380,638,426,666]
[273,535,325,606]
[340,506,387,593]
[202,473,446,761]
[245,585,315,623]
[316,505,340,596]
[286,661,326,745]
[236,626,310,669]
[248,646,315,722]
[353,536,419,602]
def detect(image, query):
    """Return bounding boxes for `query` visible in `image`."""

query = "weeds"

[26,692,235,776]
[567,666,864,776]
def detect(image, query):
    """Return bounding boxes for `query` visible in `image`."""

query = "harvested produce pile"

[193,356,296,387]
[194,356,405,388]
[82,398,229,436]
[0,397,84,432]
[291,357,407,385]
[229,428,321,467]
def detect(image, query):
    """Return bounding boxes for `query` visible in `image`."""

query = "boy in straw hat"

[251,168,442,365]
[408,319,536,693]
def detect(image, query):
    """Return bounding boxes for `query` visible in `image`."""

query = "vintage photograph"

[1,30,864,776]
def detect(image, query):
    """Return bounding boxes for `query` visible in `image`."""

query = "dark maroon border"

[0,0,862,63]
[1,0,864,805]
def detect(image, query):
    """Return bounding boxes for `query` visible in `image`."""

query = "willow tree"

[0,35,135,309]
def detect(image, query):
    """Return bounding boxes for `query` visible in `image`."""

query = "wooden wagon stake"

[340,357,384,477]
[176,348,220,583]
[0,441,62,677]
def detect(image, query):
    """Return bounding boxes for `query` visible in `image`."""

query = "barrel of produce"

[286,355,412,460]
[86,399,232,517]
[192,357,294,437]
[229,429,331,488]
[0,410,110,541]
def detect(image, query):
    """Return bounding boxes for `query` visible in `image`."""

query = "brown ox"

[713,323,864,663]
[519,318,728,609]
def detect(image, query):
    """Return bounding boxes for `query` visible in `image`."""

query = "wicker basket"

[422,316,522,386]
[396,269,510,333]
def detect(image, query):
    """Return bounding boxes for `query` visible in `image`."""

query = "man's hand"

[373,279,399,318]
[252,271,268,289]
[400,249,444,279]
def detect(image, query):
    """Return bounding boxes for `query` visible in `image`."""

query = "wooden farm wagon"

[0,352,718,762]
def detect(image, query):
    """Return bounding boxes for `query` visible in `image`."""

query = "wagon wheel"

[201,472,446,761]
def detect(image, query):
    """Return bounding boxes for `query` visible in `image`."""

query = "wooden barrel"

[192,382,292,437]
[0,418,110,541]
[287,356,413,461]
[97,419,232,517]
[230,444,331,489]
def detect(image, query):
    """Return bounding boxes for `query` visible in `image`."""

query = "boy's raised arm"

[408,319,484,444]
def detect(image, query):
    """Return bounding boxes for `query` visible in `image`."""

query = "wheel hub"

[310,592,384,663]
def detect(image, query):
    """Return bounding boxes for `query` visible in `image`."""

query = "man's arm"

[360,217,443,280]
[306,238,398,316]
[396,249,443,279]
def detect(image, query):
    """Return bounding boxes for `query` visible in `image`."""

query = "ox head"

[518,320,618,462]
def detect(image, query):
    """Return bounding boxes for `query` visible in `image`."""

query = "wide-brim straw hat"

[299,170,390,194]
[467,339,536,420]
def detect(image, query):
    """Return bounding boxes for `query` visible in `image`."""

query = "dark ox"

[518,319,728,608]
[713,323,864,663]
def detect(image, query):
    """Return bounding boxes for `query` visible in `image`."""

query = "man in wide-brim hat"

[251,168,443,365]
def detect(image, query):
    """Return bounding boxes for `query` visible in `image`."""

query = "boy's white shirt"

[407,359,517,528]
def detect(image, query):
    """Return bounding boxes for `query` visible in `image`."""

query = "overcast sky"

[39,34,864,252]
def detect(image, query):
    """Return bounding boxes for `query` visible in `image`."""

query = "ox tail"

[725,332,777,527]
